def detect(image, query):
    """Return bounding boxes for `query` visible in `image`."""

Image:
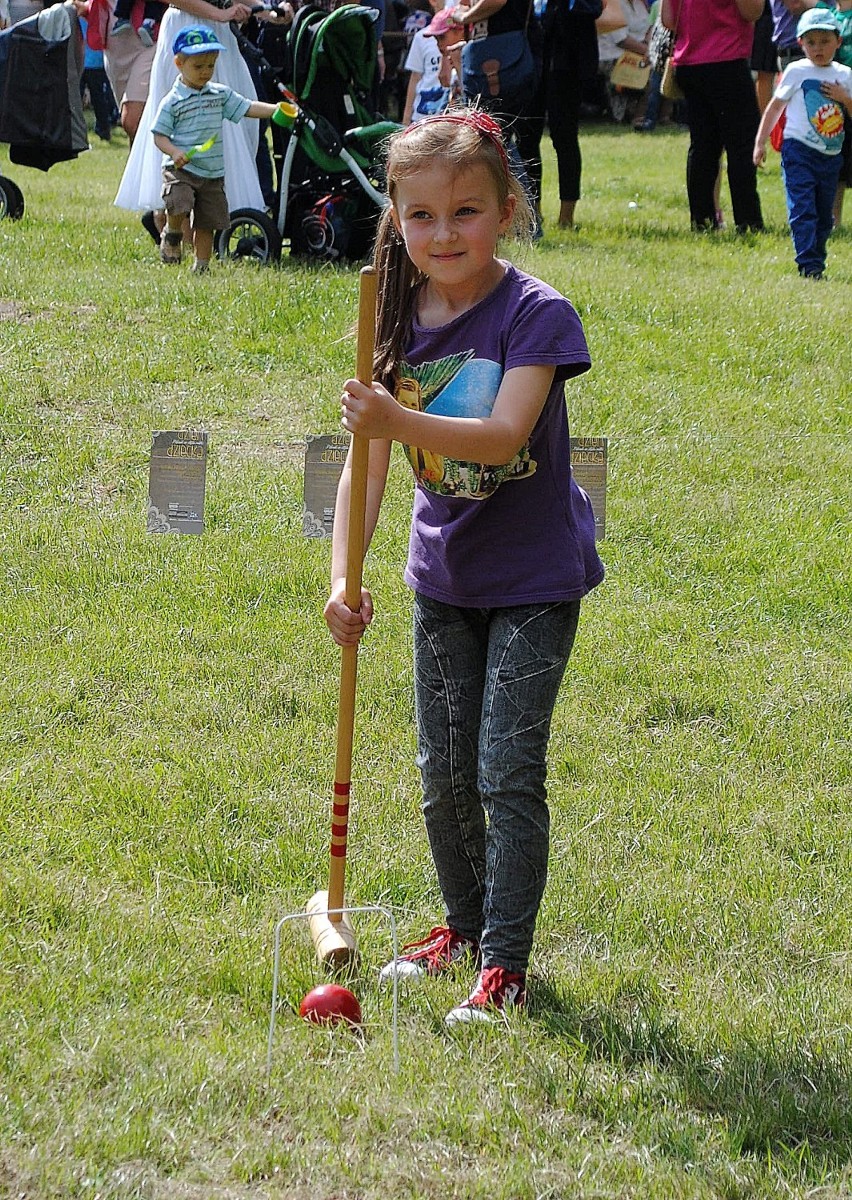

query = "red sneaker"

[379,925,479,983]
[445,966,526,1026]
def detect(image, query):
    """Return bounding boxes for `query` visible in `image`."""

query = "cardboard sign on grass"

[303,433,351,538]
[571,437,607,540]
[303,433,607,540]
[147,430,208,535]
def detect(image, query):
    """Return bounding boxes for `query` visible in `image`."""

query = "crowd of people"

[2,0,850,275]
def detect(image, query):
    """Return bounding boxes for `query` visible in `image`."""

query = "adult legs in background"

[676,59,763,232]
[81,66,117,140]
[755,70,774,114]
[515,22,545,231]
[751,0,776,115]
[719,59,764,231]
[103,22,155,144]
[515,77,545,229]
[547,65,582,226]
[634,68,663,131]
[414,595,581,974]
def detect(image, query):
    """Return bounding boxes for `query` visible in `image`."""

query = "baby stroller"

[217,3,399,264]
[0,1,88,222]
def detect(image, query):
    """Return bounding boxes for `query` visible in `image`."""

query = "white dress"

[114,5,265,213]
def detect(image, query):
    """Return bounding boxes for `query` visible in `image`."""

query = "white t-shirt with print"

[776,58,852,155]
[404,28,448,121]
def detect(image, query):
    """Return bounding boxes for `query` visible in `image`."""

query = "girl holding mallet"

[324,110,604,1025]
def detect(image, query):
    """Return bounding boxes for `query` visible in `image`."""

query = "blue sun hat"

[796,9,841,37]
[173,26,226,56]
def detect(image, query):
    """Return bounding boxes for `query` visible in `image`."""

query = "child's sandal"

[160,230,182,264]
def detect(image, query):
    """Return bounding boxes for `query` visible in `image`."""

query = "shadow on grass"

[532,977,852,1179]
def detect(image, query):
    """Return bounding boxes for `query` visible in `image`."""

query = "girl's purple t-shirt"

[397,264,604,608]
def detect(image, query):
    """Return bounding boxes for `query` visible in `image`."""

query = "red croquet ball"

[299,984,362,1028]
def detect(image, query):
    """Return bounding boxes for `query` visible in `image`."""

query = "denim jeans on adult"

[781,138,843,277]
[644,69,663,129]
[81,67,117,140]
[413,594,581,974]
[675,58,764,231]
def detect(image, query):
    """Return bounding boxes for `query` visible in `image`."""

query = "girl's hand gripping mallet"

[306,266,378,968]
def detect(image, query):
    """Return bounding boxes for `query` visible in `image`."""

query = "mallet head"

[306,889,358,968]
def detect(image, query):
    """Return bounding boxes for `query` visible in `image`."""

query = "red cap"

[423,7,460,36]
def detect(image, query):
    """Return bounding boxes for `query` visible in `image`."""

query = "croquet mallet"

[306,266,378,968]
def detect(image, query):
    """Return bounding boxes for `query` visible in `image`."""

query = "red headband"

[403,110,511,182]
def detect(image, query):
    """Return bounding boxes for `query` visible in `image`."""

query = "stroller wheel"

[0,176,25,221]
[214,208,282,264]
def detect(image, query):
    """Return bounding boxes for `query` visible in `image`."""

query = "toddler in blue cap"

[151,26,284,273]
[754,8,852,279]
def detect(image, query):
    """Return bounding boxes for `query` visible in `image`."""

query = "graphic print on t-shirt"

[802,77,846,149]
[396,352,537,498]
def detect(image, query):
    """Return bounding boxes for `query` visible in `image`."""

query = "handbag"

[610,51,651,90]
[647,18,673,72]
[653,8,684,101]
[462,28,537,118]
[660,54,683,100]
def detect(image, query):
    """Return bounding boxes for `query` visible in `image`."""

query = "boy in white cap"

[754,8,852,278]
[152,26,283,273]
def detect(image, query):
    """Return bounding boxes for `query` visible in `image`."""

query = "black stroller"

[0,1,88,222]
[217,2,400,264]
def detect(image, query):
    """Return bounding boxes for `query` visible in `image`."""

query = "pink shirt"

[673,0,756,65]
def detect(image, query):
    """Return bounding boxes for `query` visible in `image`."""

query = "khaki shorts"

[162,167,230,230]
[103,23,154,107]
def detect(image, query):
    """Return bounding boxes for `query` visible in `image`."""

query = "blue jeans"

[413,594,581,974]
[644,69,663,129]
[781,138,843,277]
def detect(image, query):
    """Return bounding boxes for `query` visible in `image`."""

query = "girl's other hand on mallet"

[324,582,374,647]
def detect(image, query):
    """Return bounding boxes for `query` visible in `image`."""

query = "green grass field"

[0,118,850,1199]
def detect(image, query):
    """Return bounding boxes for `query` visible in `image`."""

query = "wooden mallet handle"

[311,267,377,965]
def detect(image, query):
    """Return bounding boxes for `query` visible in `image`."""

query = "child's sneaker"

[111,17,131,33]
[137,17,158,46]
[445,966,526,1026]
[379,925,479,983]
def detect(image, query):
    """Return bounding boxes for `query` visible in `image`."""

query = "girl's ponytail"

[372,207,425,392]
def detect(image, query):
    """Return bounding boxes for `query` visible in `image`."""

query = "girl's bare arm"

[340,364,557,467]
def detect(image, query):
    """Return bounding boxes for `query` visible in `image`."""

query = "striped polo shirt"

[152,80,252,178]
